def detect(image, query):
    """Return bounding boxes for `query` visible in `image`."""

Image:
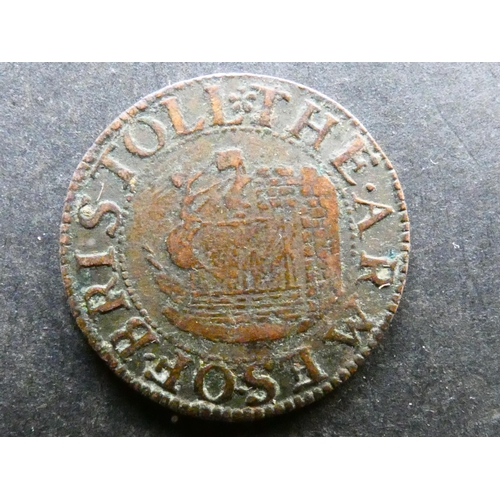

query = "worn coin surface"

[60,74,410,421]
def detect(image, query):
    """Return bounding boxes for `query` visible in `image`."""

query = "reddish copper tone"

[60,74,410,421]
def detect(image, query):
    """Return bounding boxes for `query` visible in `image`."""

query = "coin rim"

[60,73,410,422]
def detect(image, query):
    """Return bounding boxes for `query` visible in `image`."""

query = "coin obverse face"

[60,74,410,421]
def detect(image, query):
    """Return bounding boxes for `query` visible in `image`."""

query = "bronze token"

[60,74,410,421]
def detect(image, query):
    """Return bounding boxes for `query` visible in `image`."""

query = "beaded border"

[59,74,410,421]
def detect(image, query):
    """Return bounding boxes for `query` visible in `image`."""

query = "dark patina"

[60,74,410,421]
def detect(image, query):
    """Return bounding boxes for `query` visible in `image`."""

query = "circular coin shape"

[60,74,410,421]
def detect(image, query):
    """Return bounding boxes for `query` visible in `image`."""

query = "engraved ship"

[157,149,342,343]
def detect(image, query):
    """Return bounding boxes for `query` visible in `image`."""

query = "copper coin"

[60,74,410,421]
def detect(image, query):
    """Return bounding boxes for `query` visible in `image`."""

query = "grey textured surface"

[1,62,499,436]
